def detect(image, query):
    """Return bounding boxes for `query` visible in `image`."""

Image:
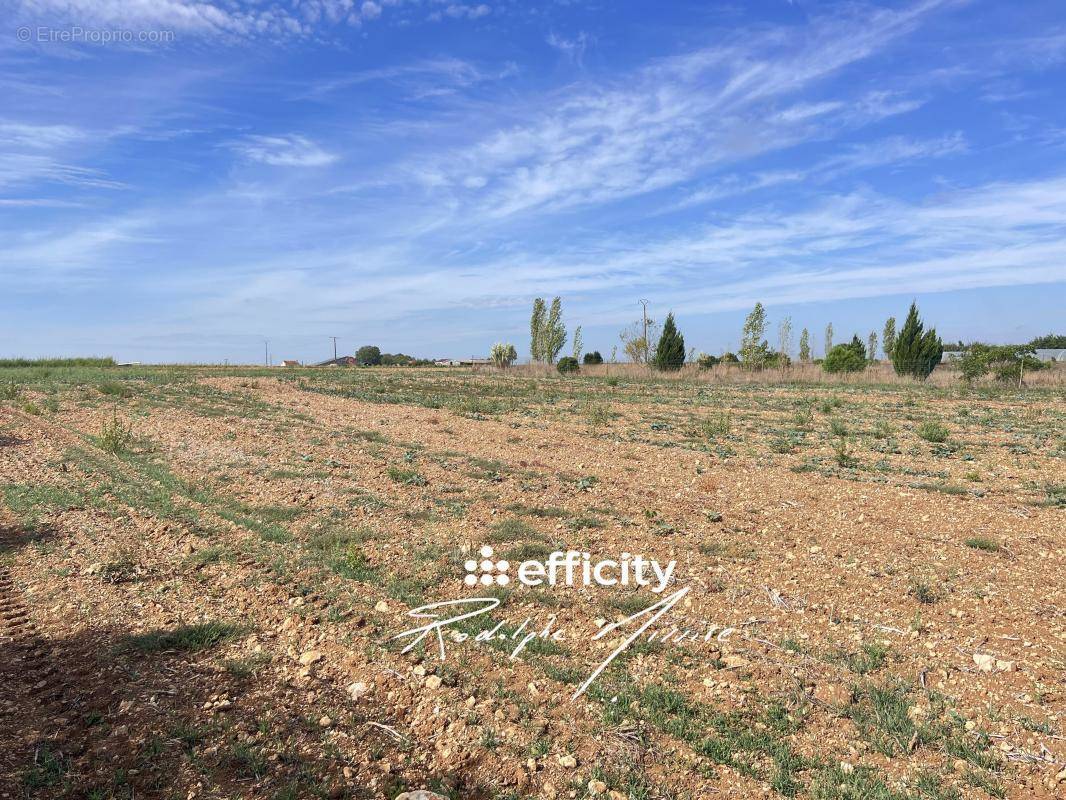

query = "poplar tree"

[544,297,567,364]
[882,317,896,359]
[529,298,546,362]
[740,303,768,369]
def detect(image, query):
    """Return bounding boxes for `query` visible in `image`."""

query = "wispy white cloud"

[90,173,1064,337]
[546,31,591,66]
[401,1,957,222]
[300,57,512,100]
[0,153,125,189]
[10,0,428,39]
[0,121,85,148]
[429,4,492,22]
[665,132,967,212]
[230,134,338,167]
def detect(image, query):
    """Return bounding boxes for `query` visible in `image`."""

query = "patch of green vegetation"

[97,413,135,453]
[964,537,1000,552]
[182,546,225,569]
[0,357,116,368]
[846,682,941,756]
[307,528,380,583]
[830,642,889,675]
[809,764,904,800]
[917,420,950,443]
[505,503,570,518]
[387,466,428,486]
[487,516,540,543]
[222,652,272,678]
[1,483,83,530]
[20,746,69,792]
[909,580,941,605]
[97,380,133,398]
[502,541,556,561]
[119,621,243,654]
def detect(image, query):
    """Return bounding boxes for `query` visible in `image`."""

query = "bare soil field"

[0,366,1063,800]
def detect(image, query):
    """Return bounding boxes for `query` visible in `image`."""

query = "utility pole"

[264,340,269,367]
[639,299,649,364]
[330,337,338,361]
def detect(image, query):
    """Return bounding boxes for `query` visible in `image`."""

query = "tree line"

[492,297,957,380]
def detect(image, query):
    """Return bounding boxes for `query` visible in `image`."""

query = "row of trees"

[501,297,1056,384]
[734,301,943,380]
[352,346,430,366]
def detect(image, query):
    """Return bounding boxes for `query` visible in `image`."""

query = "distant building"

[1035,349,1066,362]
[281,359,301,367]
[941,348,1066,363]
[434,358,462,366]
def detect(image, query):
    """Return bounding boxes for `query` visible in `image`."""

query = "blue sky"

[1,0,1064,363]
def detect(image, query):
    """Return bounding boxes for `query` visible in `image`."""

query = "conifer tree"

[654,312,685,371]
[891,302,943,380]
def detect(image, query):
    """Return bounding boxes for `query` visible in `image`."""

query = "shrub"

[489,342,518,368]
[696,353,719,369]
[823,338,867,373]
[556,356,579,374]
[98,380,130,397]
[99,414,134,454]
[958,348,989,384]
[960,344,1047,385]
[720,352,739,363]
[916,420,949,443]
[582,351,603,365]
[0,382,21,401]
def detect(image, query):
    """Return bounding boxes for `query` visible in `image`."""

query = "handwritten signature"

[391,587,736,700]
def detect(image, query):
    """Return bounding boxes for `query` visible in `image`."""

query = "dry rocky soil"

[0,366,1063,800]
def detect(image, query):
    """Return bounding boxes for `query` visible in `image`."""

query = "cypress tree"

[654,312,685,371]
[891,302,943,380]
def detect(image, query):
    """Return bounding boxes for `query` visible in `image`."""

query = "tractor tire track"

[0,520,74,793]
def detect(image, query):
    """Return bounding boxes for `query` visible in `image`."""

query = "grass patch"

[387,466,428,486]
[831,641,890,675]
[119,622,243,654]
[487,517,540,543]
[964,537,1000,552]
